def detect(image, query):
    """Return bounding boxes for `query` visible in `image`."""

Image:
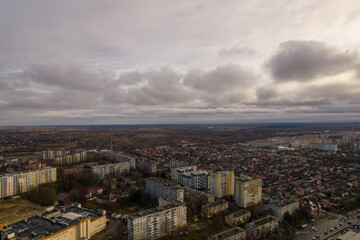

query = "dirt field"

[0,198,44,224]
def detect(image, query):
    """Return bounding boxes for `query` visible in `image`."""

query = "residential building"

[177,170,210,190]
[246,215,279,240]
[107,152,136,168]
[127,199,187,240]
[183,186,215,205]
[201,200,228,218]
[146,177,184,202]
[0,167,57,199]
[207,227,246,240]
[92,162,131,179]
[171,165,197,181]
[269,199,299,221]
[225,209,251,227]
[210,171,235,198]
[0,204,106,240]
[309,142,337,152]
[235,177,262,208]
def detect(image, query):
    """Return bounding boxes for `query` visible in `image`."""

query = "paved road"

[296,212,344,240]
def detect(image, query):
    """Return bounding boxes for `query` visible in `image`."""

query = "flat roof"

[129,200,184,220]
[1,205,104,240]
[249,216,277,228]
[209,227,244,239]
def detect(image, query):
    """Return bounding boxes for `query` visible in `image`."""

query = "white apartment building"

[127,200,187,240]
[91,162,131,179]
[146,178,184,202]
[0,167,57,199]
[170,165,197,181]
[177,170,210,190]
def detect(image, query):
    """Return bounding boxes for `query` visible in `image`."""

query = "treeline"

[24,185,57,205]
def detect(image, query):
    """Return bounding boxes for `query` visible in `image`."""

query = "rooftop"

[209,227,245,239]
[1,205,105,240]
[249,215,277,228]
[129,200,184,220]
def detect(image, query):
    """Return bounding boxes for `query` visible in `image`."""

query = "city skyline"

[1,1,360,125]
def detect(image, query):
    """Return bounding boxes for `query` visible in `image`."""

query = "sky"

[1,0,360,125]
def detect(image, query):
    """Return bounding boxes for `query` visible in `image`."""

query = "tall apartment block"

[235,177,262,208]
[0,167,57,199]
[146,177,184,202]
[127,200,187,240]
[210,171,235,198]
[178,170,210,190]
[170,165,197,181]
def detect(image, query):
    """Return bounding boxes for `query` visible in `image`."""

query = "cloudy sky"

[1,0,360,125]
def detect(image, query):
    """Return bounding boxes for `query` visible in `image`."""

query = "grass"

[329,215,338,220]
[0,198,44,224]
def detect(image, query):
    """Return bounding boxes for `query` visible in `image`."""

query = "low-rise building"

[207,227,246,240]
[269,199,299,221]
[246,215,278,240]
[127,199,187,240]
[0,204,106,240]
[146,177,184,202]
[201,200,228,218]
[225,209,251,227]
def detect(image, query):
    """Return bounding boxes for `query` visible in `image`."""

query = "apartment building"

[0,167,57,199]
[92,162,131,179]
[235,177,262,208]
[246,216,279,240]
[178,170,210,190]
[201,200,228,218]
[171,165,197,181]
[127,200,187,240]
[225,209,251,227]
[107,152,136,168]
[210,171,235,198]
[0,204,106,240]
[146,177,184,202]
[269,199,299,221]
[207,227,246,240]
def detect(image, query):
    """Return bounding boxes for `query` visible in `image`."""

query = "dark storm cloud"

[266,40,360,81]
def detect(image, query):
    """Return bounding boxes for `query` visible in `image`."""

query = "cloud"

[266,40,359,82]
[218,46,256,58]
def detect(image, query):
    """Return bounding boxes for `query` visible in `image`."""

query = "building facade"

[201,200,228,218]
[225,209,251,227]
[0,167,57,199]
[127,200,187,240]
[246,216,279,240]
[177,170,210,190]
[210,171,235,198]
[91,162,131,179]
[171,165,197,181]
[235,177,262,208]
[269,199,299,221]
[146,177,184,202]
